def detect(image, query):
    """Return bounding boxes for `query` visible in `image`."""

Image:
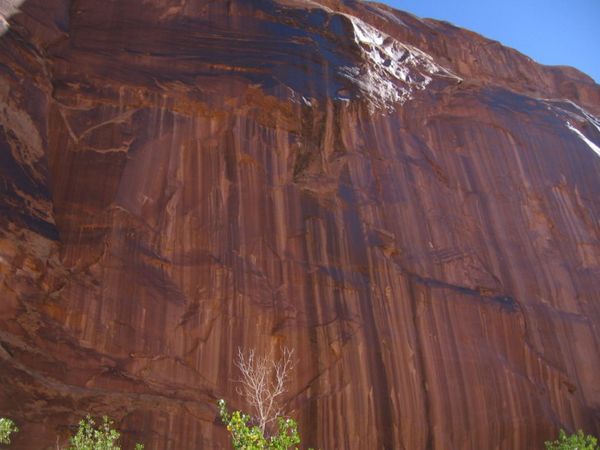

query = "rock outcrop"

[0,1,599,449]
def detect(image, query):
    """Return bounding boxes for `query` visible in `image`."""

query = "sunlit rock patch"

[339,14,460,111]
[0,0,25,34]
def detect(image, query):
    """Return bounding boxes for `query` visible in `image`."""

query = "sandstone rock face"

[1,1,599,449]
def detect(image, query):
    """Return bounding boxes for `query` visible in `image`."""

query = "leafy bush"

[0,418,18,445]
[545,429,599,450]
[67,416,143,450]
[218,399,310,450]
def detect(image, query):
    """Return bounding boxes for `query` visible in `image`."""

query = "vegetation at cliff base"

[0,418,18,445]
[218,347,315,449]
[67,416,144,450]
[0,416,142,449]
[218,399,304,450]
[545,429,599,450]
[2,412,600,449]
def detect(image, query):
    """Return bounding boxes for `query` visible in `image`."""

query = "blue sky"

[380,0,600,83]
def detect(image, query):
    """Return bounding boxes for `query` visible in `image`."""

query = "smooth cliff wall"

[0,1,599,449]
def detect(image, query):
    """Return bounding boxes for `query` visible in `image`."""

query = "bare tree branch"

[234,346,295,435]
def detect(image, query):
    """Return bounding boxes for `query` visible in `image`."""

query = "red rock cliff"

[0,1,599,449]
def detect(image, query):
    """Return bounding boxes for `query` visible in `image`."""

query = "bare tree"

[234,346,295,434]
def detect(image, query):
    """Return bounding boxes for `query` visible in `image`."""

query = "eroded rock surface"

[0,1,599,449]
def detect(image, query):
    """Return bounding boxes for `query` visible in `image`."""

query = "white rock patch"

[566,121,600,158]
[545,99,600,159]
[565,100,600,135]
[339,14,459,111]
[0,0,26,34]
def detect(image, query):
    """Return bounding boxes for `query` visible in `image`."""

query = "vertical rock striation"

[0,1,599,449]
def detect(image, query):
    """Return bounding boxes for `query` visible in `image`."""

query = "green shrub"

[67,416,143,450]
[545,429,599,450]
[218,399,310,450]
[0,418,18,445]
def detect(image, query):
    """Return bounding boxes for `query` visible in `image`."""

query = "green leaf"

[66,415,142,450]
[218,400,308,450]
[0,418,18,445]
[545,429,599,450]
